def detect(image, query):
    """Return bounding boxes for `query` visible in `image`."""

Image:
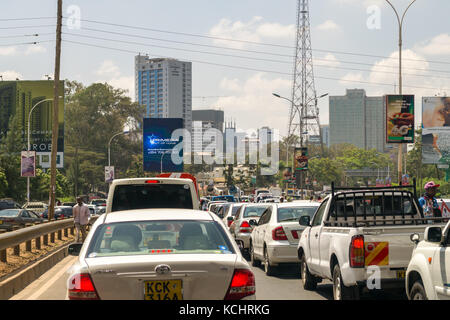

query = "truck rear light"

[224,269,255,300]
[239,221,252,233]
[68,273,100,300]
[272,226,288,241]
[349,235,365,268]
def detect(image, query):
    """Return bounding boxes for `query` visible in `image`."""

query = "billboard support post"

[48,0,62,221]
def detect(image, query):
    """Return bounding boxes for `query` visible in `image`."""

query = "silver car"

[230,203,272,259]
[66,209,255,300]
[249,202,320,276]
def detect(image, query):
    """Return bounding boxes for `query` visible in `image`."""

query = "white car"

[250,202,320,276]
[222,203,244,229]
[66,209,255,300]
[207,201,227,215]
[230,203,272,259]
[406,219,450,300]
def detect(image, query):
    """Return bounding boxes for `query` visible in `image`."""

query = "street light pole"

[108,131,129,182]
[26,98,54,203]
[385,0,417,184]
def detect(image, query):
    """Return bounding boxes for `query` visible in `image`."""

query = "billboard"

[0,81,65,168]
[21,151,36,177]
[105,166,114,183]
[386,95,414,143]
[143,118,184,173]
[422,97,450,164]
[294,147,308,170]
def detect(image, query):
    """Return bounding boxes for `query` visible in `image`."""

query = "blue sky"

[1,0,449,135]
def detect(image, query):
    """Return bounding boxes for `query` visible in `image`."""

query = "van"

[106,177,200,213]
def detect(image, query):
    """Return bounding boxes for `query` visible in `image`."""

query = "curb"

[0,244,69,300]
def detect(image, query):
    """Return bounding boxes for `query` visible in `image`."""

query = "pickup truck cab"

[406,220,450,300]
[106,177,200,213]
[297,183,447,300]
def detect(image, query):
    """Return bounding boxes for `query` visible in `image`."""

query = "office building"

[329,89,386,152]
[135,55,192,132]
[320,125,330,147]
[192,109,224,133]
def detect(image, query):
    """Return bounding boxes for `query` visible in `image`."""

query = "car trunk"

[86,254,238,300]
[280,221,305,245]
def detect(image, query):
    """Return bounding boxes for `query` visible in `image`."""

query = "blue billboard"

[143,118,184,173]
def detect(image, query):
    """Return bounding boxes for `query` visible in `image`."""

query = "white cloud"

[94,60,134,99]
[108,76,135,99]
[315,53,341,68]
[25,45,47,55]
[317,20,341,32]
[417,33,450,56]
[95,60,121,77]
[0,47,17,56]
[0,70,23,80]
[208,17,294,49]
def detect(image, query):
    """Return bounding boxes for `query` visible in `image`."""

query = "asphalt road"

[9,257,406,300]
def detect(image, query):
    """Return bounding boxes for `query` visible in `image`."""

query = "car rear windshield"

[0,209,19,217]
[231,205,242,216]
[86,220,235,258]
[0,202,17,210]
[243,205,270,218]
[277,206,318,222]
[112,184,193,212]
[91,200,106,206]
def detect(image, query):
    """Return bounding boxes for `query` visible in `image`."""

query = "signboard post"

[105,166,114,183]
[21,151,36,177]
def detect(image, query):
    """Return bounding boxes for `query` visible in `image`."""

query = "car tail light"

[68,273,100,300]
[224,269,255,300]
[228,219,233,227]
[291,230,299,239]
[239,221,252,233]
[272,226,288,241]
[145,180,160,184]
[349,235,365,268]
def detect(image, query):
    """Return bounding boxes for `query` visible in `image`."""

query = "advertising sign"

[21,151,36,177]
[294,147,308,170]
[386,95,414,143]
[0,81,65,168]
[143,118,184,173]
[105,166,114,183]
[422,97,450,164]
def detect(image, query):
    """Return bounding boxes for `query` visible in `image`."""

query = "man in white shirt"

[73,196,91,242]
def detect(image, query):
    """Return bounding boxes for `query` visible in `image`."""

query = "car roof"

[111,177,193,185]
[242,203,272,207]
[102,209,214,224]
[277,202,320,207]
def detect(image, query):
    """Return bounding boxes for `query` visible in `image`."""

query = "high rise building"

[329,89,387,152]
[192,109,224,133]
[135,55,192,132]
[320,125,330,148]
[191,109,224,156]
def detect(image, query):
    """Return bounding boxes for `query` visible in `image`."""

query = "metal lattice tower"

[288,0,321,148]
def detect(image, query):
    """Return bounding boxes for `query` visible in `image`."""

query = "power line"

[0,17,55,21]
[62,39,450,92]
[62,32,450,80]
[66,25,450,75]
[72,17,450,66]
[0,24,54,30]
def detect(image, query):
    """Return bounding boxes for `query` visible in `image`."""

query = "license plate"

[144,279,182,300]
[396,270,406,279]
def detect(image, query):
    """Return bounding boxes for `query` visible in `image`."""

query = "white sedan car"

[66,209,255,300]
[249,202,320,276]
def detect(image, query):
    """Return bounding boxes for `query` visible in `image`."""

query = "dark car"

[55,206,74,218]
[41,208,64,220]
[0,199,21,210]
[0,208,45,231]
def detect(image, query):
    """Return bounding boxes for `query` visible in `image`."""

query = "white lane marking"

[26,256,78,300]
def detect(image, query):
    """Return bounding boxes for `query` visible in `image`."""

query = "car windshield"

[86,220,235,258]
[243,205,270,218]
[111,184,193,211]
[277,206,318,222]
[0,209,20,217]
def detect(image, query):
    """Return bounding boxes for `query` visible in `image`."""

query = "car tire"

[264,247,276,276]
[300,256,317,290]
[332,264,359,300]
[250,243,261,267]
[410,280,427,300]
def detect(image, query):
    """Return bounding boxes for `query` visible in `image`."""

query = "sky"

[1,0,449,137]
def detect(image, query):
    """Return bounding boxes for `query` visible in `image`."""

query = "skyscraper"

[329,89,387,152]
[135,55,192,132]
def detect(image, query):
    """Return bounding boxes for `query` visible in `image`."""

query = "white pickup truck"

[297,184,448,300]
[406,220,450,300]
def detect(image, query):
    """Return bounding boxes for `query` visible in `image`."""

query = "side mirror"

[249,219,258,227]
[410,233,420,244]
[299,215,311,227]
[68,243,83,256]
[424,227,443,243]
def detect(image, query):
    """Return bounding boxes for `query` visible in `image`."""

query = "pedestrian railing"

[0,216,99,263]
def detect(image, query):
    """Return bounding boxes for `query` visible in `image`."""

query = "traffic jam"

[66,173,450,300]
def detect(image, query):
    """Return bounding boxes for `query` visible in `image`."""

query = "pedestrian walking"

[418,181,442,219]
[73,196,91,242]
